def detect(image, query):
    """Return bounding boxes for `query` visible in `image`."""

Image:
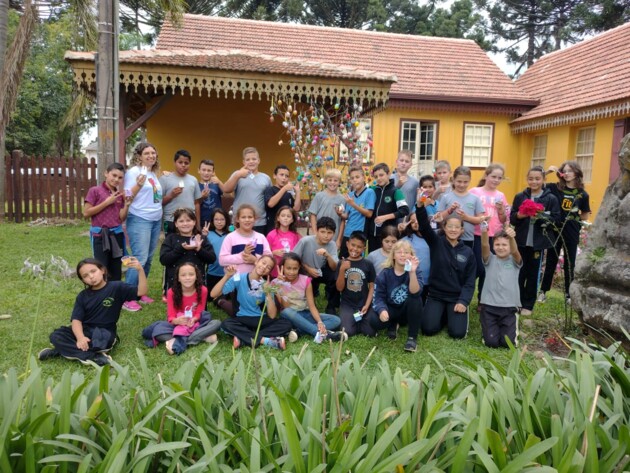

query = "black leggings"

[540,236,578,296]
[221,316,293,347]
[422,297,468,339]
[518,246,543,310]
[367,293,424,339]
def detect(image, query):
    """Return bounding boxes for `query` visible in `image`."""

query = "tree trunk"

[0,0,37,222]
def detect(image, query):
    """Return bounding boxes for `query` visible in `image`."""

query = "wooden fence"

[4,151,97,223]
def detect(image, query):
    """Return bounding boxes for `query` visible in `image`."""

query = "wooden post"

[96,0,119,183]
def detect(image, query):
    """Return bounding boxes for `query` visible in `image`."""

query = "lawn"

[0,220,576,381]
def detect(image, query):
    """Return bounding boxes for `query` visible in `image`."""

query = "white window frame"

[531,134,547,169]
[399,120,437,177]
[462,123,493,168]
[575,126,594,182]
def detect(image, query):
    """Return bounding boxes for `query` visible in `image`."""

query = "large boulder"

[570,133,630,344]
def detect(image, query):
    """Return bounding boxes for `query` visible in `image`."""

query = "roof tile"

[514,22,630,121]
[155,14,533,105]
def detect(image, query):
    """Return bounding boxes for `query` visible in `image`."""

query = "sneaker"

[122,301,142,312]
[139,295,154,304]
[520,308,532,316]
[233,336,241,349]
[165,338,175,355]
[287,330,299,343]
[404,338,417,353]
[565,295,571,305]
[387,324,399,340]
[204,334,218,344]
[263,337,286,350]
[92,353,112,366]
[537,292,547,303]
[38,347,60,361]
[325,331,348,342]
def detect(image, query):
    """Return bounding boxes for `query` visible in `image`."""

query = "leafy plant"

[1,340,629,471]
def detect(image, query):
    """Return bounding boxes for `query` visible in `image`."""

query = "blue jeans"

[279,308,341,336]
[125,213,161,285]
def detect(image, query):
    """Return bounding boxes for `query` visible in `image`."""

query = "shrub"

[1,341,629,471]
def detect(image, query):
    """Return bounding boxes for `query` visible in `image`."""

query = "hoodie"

[510,186,561,250]
[366,178,409,237]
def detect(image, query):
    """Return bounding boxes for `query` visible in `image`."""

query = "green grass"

[0,220,574,381]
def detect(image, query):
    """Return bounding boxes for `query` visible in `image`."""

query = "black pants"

[518,246,543,310]
[253,225,267,235]
[49,325,116,362]
[479,304,518,348]
[339,304,376,337]
[221,315,293,347]
[422,296,468,339]
[312,264,339,312]
[367,292,424,339]
[92,233,125,281]
[472,235,493,302]
[540,236,578,297]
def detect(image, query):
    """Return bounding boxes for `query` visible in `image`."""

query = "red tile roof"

[65,49,396,82]
[514,21,630,122]
[156,14,535,105]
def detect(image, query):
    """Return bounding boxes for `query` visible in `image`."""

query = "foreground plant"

[1,340,629,472]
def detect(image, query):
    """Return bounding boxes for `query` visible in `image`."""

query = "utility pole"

[96,0,119,182]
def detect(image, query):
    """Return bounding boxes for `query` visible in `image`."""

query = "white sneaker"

[165,338,175,355]
[520,308,532,316]
[537,292,547,303]
[287,330,298,343]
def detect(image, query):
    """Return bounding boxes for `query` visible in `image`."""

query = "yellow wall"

[515,117,619,217]
[372,107,523,204]
[147,94,296,180]
[145,93,617,218]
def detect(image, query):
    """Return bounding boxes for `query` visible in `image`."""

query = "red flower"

[519,199,545,217]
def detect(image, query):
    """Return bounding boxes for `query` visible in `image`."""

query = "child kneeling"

[274,253,344,342]
[212,255,293,350]
[479,223,522,348]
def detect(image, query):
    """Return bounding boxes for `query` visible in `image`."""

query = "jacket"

[159,233,216,289]
[510,187,561,250]
[416,205,476,305]
[366,179,409,237]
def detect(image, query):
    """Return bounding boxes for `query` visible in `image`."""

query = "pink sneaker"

[139,295,154,304]
[122,301,142,312]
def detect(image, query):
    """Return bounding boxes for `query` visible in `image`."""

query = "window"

[575,127,594,182]
[463,123,493,167]
[400,120,437,177]
[531,135,547,168]
[338,118,372,164]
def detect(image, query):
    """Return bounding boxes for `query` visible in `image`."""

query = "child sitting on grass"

[39,257,147,366]
[274,253,344,342]
[212,255,293,350]
[479,223,522,348]
[367,240,423,352]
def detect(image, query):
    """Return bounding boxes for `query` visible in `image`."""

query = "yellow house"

[66,14,537,202]
[512,22,630,216]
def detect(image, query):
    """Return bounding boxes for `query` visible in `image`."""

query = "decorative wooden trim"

[388,98,530,116]
[69,62,392,107]
[511,100,630,134]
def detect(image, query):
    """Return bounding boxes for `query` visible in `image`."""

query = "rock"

[571,133,630,345]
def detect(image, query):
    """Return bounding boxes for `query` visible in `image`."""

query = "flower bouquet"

[518,199,545,217]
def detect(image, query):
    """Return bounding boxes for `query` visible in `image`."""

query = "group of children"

[39,144,590,365]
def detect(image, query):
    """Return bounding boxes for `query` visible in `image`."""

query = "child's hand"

[277,265,286,280]
[315,248,328,258]
[210,176,222,185]
[360,305,370,316]
[272,249,285,256]
[238,167,250,178]
[504,226,516,239]
[344,193,353,203]
[316,321,327,335]
[125,256,142,270]
[409,255,420,272]
[202,221,210,236]
[201,185,210,199]
[374,215,389,226]
[225,265,237,276]
[76,336,90,351]
[171,187,183,198]
[454,303,467,313]
[242,253,257,264]
[304,265,320,278]
[455,208,468,220]
[379,310,390,322]
[339,258,351,272]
